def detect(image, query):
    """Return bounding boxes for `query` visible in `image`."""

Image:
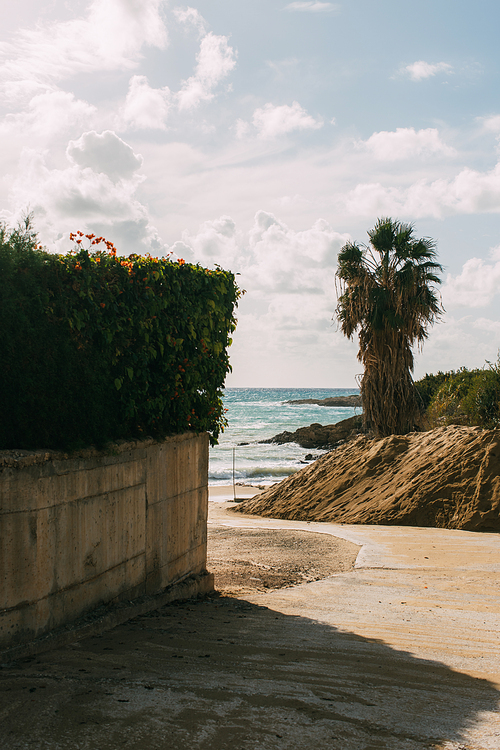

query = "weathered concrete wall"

[0,433,210,651]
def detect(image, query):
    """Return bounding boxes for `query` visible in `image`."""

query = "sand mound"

[235,425,500,532]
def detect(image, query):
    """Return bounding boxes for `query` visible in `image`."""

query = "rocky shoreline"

[286,394,362,407]
[260,414,364,449]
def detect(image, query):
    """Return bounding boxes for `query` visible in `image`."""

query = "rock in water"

[285,395,362,407]
[261,415,364,449]
[236,425,500,532]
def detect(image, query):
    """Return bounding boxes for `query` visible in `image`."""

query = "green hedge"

[0,223,241,450]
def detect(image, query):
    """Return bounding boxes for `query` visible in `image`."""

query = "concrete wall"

[0,433,210,651]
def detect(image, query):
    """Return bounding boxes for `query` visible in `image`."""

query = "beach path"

[210,498,500,684]
[0,493,498,750]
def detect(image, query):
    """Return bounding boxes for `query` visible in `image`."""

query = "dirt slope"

[235,425,500,532]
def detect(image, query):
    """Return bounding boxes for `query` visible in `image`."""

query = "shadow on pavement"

[0,595,498,750]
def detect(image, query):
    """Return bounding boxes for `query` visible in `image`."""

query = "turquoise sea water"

[209,387,361,486]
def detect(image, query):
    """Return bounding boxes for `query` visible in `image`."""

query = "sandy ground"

[208,489,359,595]
[1,490,499,750]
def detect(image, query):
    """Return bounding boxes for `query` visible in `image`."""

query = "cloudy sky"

[2,0,500,387]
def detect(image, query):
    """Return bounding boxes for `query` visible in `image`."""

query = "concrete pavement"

[210,499,500,748]
[212,500,500,685]
[0,497,499,750]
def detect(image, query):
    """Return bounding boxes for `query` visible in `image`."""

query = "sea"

[209,387,361,486]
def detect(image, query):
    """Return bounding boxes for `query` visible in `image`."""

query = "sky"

[1,0,500,387]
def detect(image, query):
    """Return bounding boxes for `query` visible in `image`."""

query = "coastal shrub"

[427,366,500,428]
[415,370,453,410]
[0,221,241,450]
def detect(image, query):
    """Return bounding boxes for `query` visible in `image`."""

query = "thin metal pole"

[232,447,236,501]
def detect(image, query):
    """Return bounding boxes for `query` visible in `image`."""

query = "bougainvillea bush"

[0,220,241,450]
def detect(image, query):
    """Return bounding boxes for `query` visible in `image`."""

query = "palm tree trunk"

[361,336,419,436]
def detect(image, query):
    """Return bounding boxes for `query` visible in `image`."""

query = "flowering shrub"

[0,222,240,449]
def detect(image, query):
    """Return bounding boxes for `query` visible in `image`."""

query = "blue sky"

[1,0,500,386]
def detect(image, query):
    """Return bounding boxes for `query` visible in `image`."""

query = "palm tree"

[335,217,443,437]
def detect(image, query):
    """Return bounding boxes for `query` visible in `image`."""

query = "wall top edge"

[0,432,207,471]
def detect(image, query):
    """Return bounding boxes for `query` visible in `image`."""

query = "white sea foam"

[209,387,360,486]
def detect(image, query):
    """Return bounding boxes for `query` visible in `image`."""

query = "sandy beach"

[209,484,264,503]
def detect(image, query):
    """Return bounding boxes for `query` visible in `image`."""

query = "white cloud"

[0,0,168,103]
[480,114,500,133]
[0,90,96,139]
[177,32,236,110]
[246,210,348,293]
[472,318,500,334]
[171,209,348,294]
[179,215,243,267]
[403,60,453,81]
[414,313,498,380]
[358,127,456,161]
[340,160,500,219]
[5,131,162,255]
[10,149,143,235]
[342,182,404,217]
[121,75,172,130]
[285,2,339,12]
[251,102,323,139]
[442,247,500,308]
[173,6,206,36]
[235,119,251,139]
[66,130,143,181]
[175,209,352,386]
[134,131,500,255]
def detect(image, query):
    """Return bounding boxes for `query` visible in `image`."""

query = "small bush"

[427,366,500,428]
[0,221,241,450]
[415,371,452,410]
[460,369,500,428]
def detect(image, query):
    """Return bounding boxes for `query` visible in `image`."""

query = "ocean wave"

[209,470,236,481]
[209,465,298,482]
[246,466,298,477]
